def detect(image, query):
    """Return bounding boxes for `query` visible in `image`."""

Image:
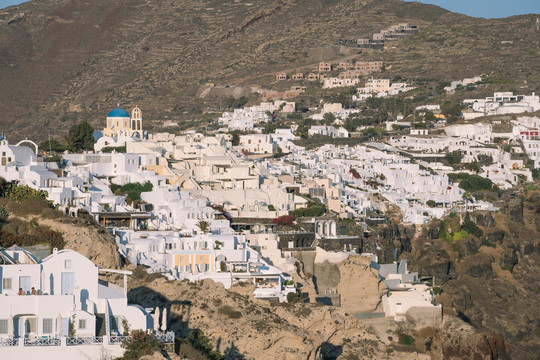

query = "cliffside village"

[1,83,540,356]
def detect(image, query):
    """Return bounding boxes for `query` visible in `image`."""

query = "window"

[79,319,86,330]
[64,260,72,269]
[2,278,12,290]
[0,319,7,334]
[43,319,53,334]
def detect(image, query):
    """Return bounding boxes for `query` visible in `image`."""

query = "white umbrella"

[152,308,160,331]
[56,313,62,337]
[8,315,13,338]
[161,307,167,331]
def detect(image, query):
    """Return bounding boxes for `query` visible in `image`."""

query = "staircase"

[95,313,107,336]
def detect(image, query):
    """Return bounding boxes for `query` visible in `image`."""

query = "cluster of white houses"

[0,247,172,359]
[462,91,540,119]
[1,102,539,351]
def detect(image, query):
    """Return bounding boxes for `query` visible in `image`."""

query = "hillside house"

[319,62,332,72]
[0,248,164,359]
[307,73,320,81]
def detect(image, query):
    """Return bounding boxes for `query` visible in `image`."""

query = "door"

[19,276,31,294]
[61,272,75,295]
[61,318,69,336]
[14,318,22,338]
[396,303,403,314]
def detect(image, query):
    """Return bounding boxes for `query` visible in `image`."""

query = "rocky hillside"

[0,196,122,268]
[127,264,510,360]
[0,0,539,141]
[374,189,540,360]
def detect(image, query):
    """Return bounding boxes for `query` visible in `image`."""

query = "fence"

[24,337,61,346]
[0,331,174,348]
[66,336,104,346]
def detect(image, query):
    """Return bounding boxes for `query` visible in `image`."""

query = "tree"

[322,112,336,125]
[196,220,211,233]
[441,102,464,123]
[65,121,94,152]
[445,150,463,165]
[477,154,493,166]
[40,139,66,152]
[122,330,161,360]
[465,161,481,173]
[231,132,240,146]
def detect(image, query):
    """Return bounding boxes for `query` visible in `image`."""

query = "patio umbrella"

[8,315,13,338]
[56,313,62,337]
[161,307,167,331]
[153,308,160,331]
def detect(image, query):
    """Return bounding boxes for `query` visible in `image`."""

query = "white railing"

[1,331,175,347]
[109,335,129,345]
[66,336,104,346]
[0,338,18,347]
[24,337,60,346]
[156,332,175,343]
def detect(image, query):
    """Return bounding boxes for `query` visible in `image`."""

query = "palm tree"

[196,220,211,233]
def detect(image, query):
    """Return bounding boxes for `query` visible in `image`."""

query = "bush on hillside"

[218,305,242,319]
[121,330,161,360]
[461,220,483,238]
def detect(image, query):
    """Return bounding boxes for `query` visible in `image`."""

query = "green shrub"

[6,197,51,217]
[182,330,222,360]
[445,151,463,165]
[218,305,242,319]
[0,183,51,203]
[481,239,496,248]
[101,145,127,153]
[110,182,153,203]
[121,330,161,360]
[459,175,495,192]
[397,333,415,346]
[287,292,308,303]
[461,220,483,238]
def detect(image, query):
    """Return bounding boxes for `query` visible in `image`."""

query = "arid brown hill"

[0,0,538,141]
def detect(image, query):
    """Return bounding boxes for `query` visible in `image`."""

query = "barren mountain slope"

[0,0,538,141]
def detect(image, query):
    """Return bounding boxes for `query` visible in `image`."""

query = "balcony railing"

[24,337,61,346]
[156,332,175,343]
[0,338,18,347]
[0,331,174,347]
[66,336,104,346]
[109,335,129,345]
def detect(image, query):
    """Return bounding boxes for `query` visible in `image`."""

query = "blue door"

[14,318,23,338]
[61,272,75,295]
[19,276,31,294]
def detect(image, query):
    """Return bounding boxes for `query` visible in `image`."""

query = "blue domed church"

[103,106,143,138]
